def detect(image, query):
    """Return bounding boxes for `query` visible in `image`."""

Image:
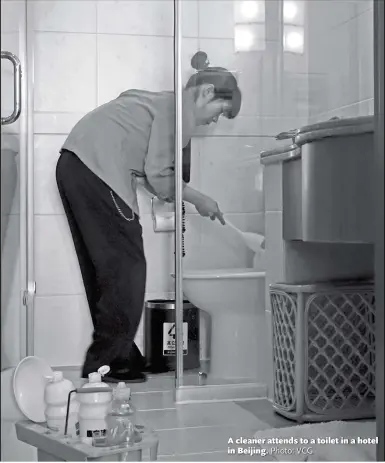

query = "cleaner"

[77,365,112,444]
[106,382,137,446]
[44,371,79,436]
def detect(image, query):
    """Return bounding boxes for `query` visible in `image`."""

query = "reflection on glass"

[235,24,265,52]
[283,0,305,26]
[235,0,265,23]
[284,1,298,22]
[235,25,255,51]
[241,1,260,20]
[283,25,304,54]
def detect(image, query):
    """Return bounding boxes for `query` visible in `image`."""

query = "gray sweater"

[61,89,187,216]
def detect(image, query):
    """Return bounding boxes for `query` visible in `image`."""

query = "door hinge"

[23,281,36,306]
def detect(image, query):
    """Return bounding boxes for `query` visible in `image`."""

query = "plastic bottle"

[105,382,136,447]
[44,371,79,436]
[77,366,113,444]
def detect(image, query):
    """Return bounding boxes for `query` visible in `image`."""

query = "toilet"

[183,268,266,380]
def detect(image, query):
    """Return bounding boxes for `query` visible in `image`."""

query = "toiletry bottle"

[106,382,136,446]
[44,371,79,436]
[77,366,112,444]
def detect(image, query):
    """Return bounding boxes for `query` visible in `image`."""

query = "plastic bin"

[270,279,376,422]
[144,300,200,373]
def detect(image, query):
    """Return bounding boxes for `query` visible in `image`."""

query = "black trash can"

[144,299,200,373]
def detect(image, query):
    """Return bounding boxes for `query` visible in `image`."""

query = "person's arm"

[144,101,225,224]
[183,185,225,225]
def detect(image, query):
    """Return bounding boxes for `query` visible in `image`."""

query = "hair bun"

[191,51,209,71]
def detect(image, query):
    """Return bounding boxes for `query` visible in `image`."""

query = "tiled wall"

[307,0,374,121]
[31,0,308,367]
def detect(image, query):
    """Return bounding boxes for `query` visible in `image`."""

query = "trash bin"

[144,299,200,373]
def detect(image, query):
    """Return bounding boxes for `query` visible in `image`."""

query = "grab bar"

[1,51,22,125]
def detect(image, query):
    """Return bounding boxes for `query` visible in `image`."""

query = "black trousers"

[56,150,146,376]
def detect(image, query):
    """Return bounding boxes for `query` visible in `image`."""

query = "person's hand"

[194,194,225,225]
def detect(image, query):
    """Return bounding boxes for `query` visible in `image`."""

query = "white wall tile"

[307,0,374,118]
[34,215,85,295]
[32,0,97,33]
[198,137,264,214]
[181,0,199,38]
[198,0,234,39]
[328,20,358,111]
[97,0,198,38]
[34,295,93,366]
[185,212,264,270]
[308,1,359,31]
[97,0,173,36]
[264,211,285,312]
[34,134,67,215]
[198,38,280,118]
[357,8,374,103]
[310,98,374,123]
[1,0,24,33]
[356,0,373,15]
[264,162,283,212]
[182,213,203,270]
[140,214,174,294]
[34,32,97,112]
[281,72,309,119]
[328,1,362,29]
[34,112,86,134]
[97,34,198,105]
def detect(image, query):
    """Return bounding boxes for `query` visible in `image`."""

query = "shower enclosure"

[1,0,29,372]
[0,1,383,459]
[173,0,308,401]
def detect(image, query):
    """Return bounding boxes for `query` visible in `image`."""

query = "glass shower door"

[1,0,28,370]
[175,0,308,401]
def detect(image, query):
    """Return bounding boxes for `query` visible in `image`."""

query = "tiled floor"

[63,368,293,461]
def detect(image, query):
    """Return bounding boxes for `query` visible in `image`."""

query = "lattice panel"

[271,291,297,411]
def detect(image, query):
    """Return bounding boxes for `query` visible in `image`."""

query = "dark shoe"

[102,369,147,383]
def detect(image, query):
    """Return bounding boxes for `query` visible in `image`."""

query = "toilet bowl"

[183,268,266,380]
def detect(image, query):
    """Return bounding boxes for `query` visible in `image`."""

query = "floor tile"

[235,399,298,428]
[156,424,270,456]
[158,450,275,461]
[136,402,266,431]
[131,391,176,411]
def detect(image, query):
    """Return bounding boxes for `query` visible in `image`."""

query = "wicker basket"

[270,280,376,422]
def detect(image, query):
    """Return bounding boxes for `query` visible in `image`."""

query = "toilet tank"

[263,116,375,244]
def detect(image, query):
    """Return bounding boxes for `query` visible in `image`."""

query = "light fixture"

[235,26,255,51]
[284,1,298,22]
[283,26,304,54]
[234,0,265,23]
[240,1,259,20]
